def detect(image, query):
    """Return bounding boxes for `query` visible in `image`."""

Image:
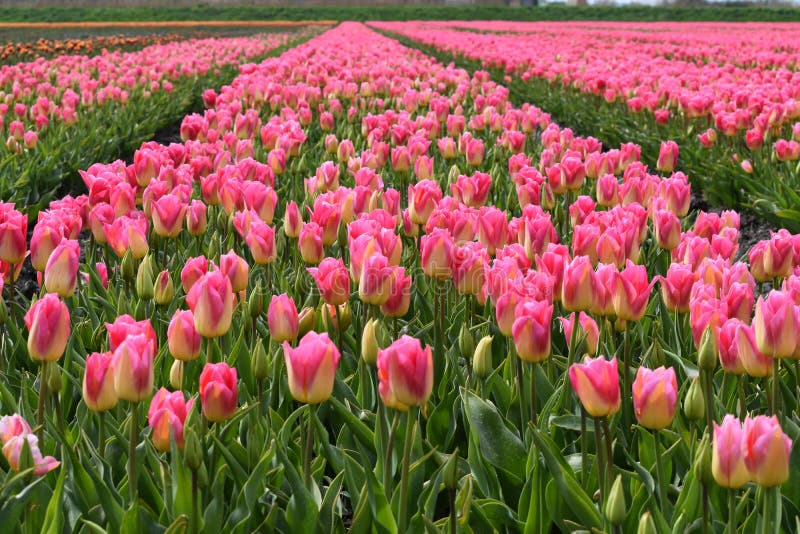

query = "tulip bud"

[684,376,705,421]
[154,270,174,305]
[473,335,493,378]
[604,475,626,526]
[698,327,717,371]
[121,249,135,282]
[136,256,154,301]
[443,448,460,491]
[298,307,317,337]
[636,512,657,534]
[248,281,264,318]
[47,362,62,393]
[693,434,713,484]
[459,324,474,361]
[252,338,269,381]
[117,292,132,317]
[362,318,380,366]
[448,164,460,184]
[169,360,183,390]
[184,428,202,471]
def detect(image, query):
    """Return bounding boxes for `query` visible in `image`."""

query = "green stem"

[384,411,400,498]
[622,323,632,430]
[581,408,588,486]
[191,468,199,534]
[771,357,780,418]
[37,361,49,443]
[529,362,538,427]
[602,417,613,486]
[303,403,316,489]
[98,411,106,458]
[703,368,715,433]
[728,488,736,534]
[593,416,605,505]
[564,313,580,412]
[516,353,526,434]
[129,403,139,504]
[738,375,747,420]
[398,407,417,534]
[449,488,457,534]
[334,304,344,355]
[654,430,669,518]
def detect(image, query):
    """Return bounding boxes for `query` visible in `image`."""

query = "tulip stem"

[738,375,747,420]
[529,362,537,427]
[398,406,417,534]
[303,403,316,489]
[98,412,106,458]
[701,483,710,534]
[564,315,580,413]
[129,403,139,504]
[580,409,588,486]
[654,430,669,518]
[762,486,778,534]
[36,361,49,443]
[727,489,736,534]
[515,354,527,435]
[190,468,199,534]
[771,358,780,418]
[601,417,614,491]
[384,411,400,497]
[593,416,605,504]
[703,368,715,433]
[334,304,344,354]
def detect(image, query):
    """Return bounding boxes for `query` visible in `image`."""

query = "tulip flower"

[283,201,302,238]
[199,363,238,422]
[512,300,553,363]
[2,432,60,476]
[559,312,599,356]
[283,331,341,404]
[186,200,207,236]
[152,194,188,238]
[298,222,324,265]
[106,315,157,353]
[712,415,750,489]
[381,266,412,318]
[180,256,208,294]
[246,220,277,265]
[753,291,799,359]
[659,263,696,313]
[43,238,80,298]
[167,310,202,362]
[186,270,234,338]
[568,356,621,417]
[377,335,434,411]
[408,180,442,225]
[743,415,792,487]
[30,222,63,272]
[25,294,70,362]
[420,228,454,280]
[0,414,32,444]
[148,388,193,452]
[308,257,351,306]
[632,366,678,430]
[219,250,249,293]
[268,293,299,343]
[562,256,595,312]
[612,260,654,322]
[0,209,27,265]
[83,352,118,412]
[656,140,679,173]
[112,334,155,403]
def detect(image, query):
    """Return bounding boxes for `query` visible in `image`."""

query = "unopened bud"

[443,448,460,491]
[121,250,135,282]
[184,429,202,471]
[154,270,174,305]
[248,281,264,318]
[604,475,626,526]
[298,307,317,337]
[448,164,460,184]
[169,360,183,390]
[693,434,712,485]
[473,335,493,379]
[136,256,154,301]
[362,318,380,366]
[47,362,62,393]
[459,324,474,361]
[252,339,269,381]
[636,511,657,534]
[698,327,717,371]
[684,376,705,421]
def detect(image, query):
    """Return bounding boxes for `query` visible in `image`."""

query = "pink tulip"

[112,334,155,402]
[512,300,553,363]
[753,290,799,358]
[560,312,599,355]
[568,356,621,417]
[268,293,299,343]
[743,415,792,487]
[83,351,118,412]
[186,270,234,339]
[632,366,678,430]
[712,415,750,489]
[148,388,193,452]
[377,335,433,411]
[24,294,70,362]
[308,257,350,306]
[199,363,238,422]
[283,331,341,404]
[43,238,80,298]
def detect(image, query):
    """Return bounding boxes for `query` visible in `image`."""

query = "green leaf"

[530,427,603,530]
[274,440,319,532]
[462,389,527,486]
[41,467,67,534]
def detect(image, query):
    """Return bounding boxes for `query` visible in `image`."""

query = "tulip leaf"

[462,389,527,487]
[530,427,603,530]
[354,440,398,534]
[274,440,319,533]
[319,470,345,533]
[41,467,67,534]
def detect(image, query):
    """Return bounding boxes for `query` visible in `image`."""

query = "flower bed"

[0,21,798,533]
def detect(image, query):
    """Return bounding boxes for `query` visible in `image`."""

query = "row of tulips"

[0,28,310,210]
[0,20,799,533]
[372,21,800,231]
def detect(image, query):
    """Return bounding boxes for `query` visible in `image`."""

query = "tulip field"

[2,18,800,533]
